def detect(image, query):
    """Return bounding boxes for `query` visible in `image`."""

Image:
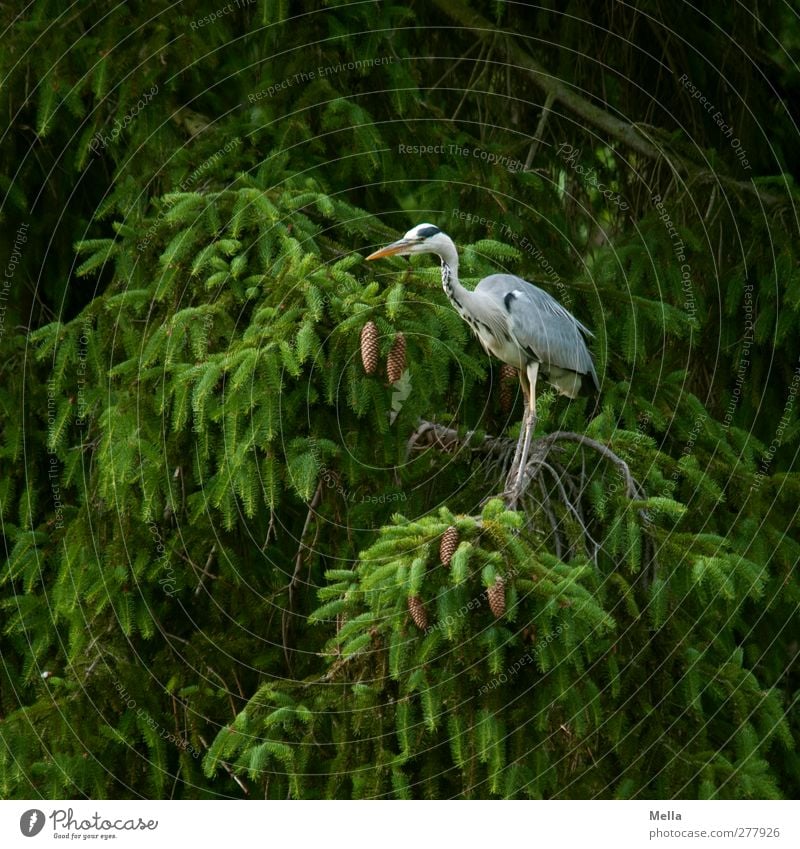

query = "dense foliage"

[0,0,797,799]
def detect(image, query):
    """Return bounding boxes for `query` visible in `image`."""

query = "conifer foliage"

[0,1,798,800]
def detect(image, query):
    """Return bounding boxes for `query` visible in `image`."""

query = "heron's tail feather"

[546,366,585,399]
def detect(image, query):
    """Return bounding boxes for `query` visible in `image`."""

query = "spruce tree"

[0,0,797,799]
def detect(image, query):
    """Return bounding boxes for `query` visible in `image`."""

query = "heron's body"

[443,271,599,397]
[367,223,599,504]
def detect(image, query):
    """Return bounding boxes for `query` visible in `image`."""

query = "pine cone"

[439,526,459,567]
[407,595,428,630]
[387,333,406,383]
[487,578,506,619]
[499,364,517,412]
[360,321,379,374]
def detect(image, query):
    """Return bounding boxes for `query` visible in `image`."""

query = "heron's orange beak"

[366,239,411,260]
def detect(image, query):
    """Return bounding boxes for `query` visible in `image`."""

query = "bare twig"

[451,39,490,123]
[283,480,324,670]
[536,431,641,498]
[430,39,481,90]
[524,91,556,170]
[262,507,277,550]
[194,545,218,596]
[407,419,514,461]
[536,478,563,560]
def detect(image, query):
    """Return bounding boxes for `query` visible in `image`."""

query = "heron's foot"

[480,490,505,508]
[482,465,529,509]
[480,461,528,509]
[480,488,519,509]
[503,483,524,511]
[479,469,523,510]
[481,469,519,507]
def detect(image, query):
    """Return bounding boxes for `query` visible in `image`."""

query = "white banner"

[1,800,796,848]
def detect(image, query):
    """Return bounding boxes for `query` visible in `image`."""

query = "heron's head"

[366,224,452,261]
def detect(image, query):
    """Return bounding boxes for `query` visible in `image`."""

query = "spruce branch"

[198,736,250,796]
[409,420,657,581]
[431,0,789,208]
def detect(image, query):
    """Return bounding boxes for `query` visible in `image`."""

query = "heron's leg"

[503,406,528,497]
[506,392,529,486]
[504,370,530,491]
[509,362,539,505]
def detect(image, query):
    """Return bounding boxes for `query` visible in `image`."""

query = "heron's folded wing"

[478,274,597,382]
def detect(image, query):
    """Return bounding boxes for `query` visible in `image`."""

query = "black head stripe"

[416,225,440,238]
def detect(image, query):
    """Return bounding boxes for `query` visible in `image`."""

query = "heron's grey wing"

[476,274,598,384]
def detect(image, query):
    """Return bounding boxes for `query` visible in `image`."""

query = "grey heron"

[367,223,599,505]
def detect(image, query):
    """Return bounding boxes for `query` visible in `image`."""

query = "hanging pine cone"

[407,595,428,630]
[360,321,379,374]
[487,577,506,619]
[439,526,459,568]
[387,332,406,383]
[499,364,517,412]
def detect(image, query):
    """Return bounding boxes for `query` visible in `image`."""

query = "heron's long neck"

[437,239,472,313]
